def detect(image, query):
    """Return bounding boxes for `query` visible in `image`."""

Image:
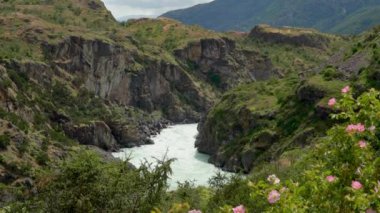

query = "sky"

[102,0,213,20]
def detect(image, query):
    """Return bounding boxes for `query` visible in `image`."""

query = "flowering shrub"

[247,87,380,212]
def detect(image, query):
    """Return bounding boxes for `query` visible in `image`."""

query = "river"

[112,123,228,190]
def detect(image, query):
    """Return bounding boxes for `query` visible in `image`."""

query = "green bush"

[0,78,12,90]
[16,151,174,212]
[321,66,343,81]
[207,71,222,88]
[245,87,380,212]
[16,138,29,155]
[205,174,253,212]
[0,109,29,132]
[0,133,11,149]
[8,69,28,90]
[35,150,49,166]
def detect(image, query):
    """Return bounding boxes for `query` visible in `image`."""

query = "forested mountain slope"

[162,0,380,34]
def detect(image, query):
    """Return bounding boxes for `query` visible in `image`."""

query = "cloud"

[102,0,213,19]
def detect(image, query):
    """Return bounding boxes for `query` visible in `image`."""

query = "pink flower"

[352,181,363,190]
[346,123,366,133]
[342,86,350,93]
[346,124,356,133]
[326,175,337,183]
[366,208,377,213]
[328,98,337,107]
[188,210,202,213]
[232,205,245,213]
[268,190,281,204]
[358,140,367,148]
[356,123,366,132]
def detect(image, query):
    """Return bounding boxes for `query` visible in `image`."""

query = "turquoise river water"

[112,124,228,190]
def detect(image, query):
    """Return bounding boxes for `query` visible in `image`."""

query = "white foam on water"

[112,124,228,190]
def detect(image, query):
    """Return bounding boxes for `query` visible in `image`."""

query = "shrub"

[16,138,29,155]
[207,71,222,88]
[0,109,29,132]
[246,87,380,212]
[0,78,12,90]
[35,150,49,166]
[321,66,343,81]
[7,69,28,90]
[0,133,11,149]
[18,151,174,212]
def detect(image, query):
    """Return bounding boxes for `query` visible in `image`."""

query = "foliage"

[11,150,174,212]
[321,66,343,81]
[0,133,11,149]
[244,87,380,212]
[159,87,380,212]
[0,108,29,132]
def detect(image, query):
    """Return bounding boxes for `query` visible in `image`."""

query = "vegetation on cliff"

[0,0,379,212]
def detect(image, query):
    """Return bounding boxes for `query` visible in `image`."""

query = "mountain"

[0,0,335,202]
[1,0,380,211]
[196,26,380,173]
[161,0,380,34]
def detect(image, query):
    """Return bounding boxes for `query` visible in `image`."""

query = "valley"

[0,0,379,212]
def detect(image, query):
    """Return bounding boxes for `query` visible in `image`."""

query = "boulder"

[64,121,119,151]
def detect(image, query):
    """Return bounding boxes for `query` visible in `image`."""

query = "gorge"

[0,0,379,211]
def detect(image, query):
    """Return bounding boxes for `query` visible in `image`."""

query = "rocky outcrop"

[174,37,279,90]
[196,106,277,173]
[106,119,170,148]
[43,36,212,122]
[64,121,119,151]
[249,25,332,49]
[1,59,193,149]
[63,118,169,151]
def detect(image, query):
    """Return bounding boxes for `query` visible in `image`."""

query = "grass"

[202,72,347,172]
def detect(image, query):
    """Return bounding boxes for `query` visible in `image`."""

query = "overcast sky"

[102,0,213,20]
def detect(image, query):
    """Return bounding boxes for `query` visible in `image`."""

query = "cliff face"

[42,35,280,122]
[194,77,346,173]
[174,37,279,90]
[44,36,212,122]
[249,25,334,49]
[195,27,380,173]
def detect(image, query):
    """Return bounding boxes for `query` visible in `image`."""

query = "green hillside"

[162,0,380,34]
[0,0,379,212]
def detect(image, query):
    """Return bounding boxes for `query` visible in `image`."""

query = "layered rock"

[174,37,279,90]
[43,36,212,122]
[196,107,277,173]
[64,121,119,151]
[249,25,333,49]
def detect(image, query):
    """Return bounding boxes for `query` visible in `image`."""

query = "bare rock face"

[43,36,211,122]
[195,106,278,173]
[64,121,119,151]
[174,37,279,90]
[249,25,332,49]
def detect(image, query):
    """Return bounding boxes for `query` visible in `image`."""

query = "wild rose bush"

[247,87,380,212]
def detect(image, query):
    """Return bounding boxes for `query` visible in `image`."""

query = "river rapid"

[112,124,228,190]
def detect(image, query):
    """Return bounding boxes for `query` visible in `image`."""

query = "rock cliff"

[174,37,279,90]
